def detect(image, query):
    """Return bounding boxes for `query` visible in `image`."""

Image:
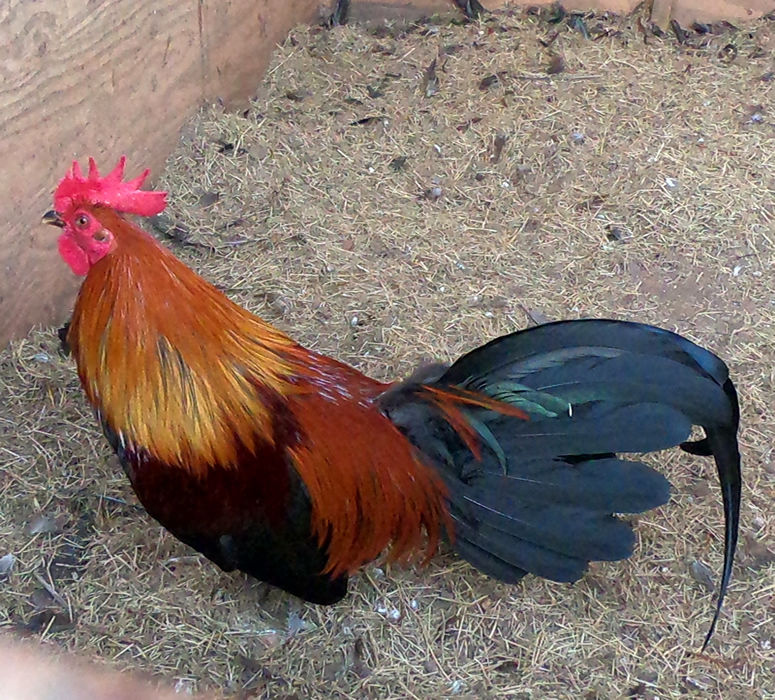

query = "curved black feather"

[451,535,529,584]
[442,319,729,387]
[467,457,671,513]
[451,512,593,582]
[384,318,741,648]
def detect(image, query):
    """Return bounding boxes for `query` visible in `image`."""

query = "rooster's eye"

[75,214,90,228]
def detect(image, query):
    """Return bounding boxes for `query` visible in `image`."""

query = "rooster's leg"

[326,0,349,27]
[453,0,486,20]
[57,320,71,357]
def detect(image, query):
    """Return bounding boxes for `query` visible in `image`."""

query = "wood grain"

[0,0,321,346]
[354,0,771,24]
[665,0,774,26]
[351,0,641,22]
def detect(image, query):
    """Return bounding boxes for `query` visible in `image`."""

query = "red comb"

[54,156,167,217]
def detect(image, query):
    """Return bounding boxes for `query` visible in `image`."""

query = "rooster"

[43,157,741,647]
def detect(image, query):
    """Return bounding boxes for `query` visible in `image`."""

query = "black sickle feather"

[384,319,741,648]
[696,378,740,650]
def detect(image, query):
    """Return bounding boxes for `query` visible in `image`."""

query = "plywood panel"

[354,0,773,27]
[665,0,774,26]
[351,0,642,22]
[201,0,327,102]
[0,1,192,345]
[0,0,321,346]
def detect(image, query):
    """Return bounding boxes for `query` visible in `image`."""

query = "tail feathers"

[476,402,694,458]
[446,346,733,431]
[443,319,730,389]
[681,378,740,459]
[701,422,741,649]
[451,513,593,583]
[451,535,529,584]
[467,457,671,513]
[441,319,734,436]
[443,456,670,582]
[456,497,638,563]
[384,319,741,647]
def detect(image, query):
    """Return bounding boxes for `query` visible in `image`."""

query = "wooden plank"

[0,1,196,345]
[0,0,320,346]
[651,0,675,30]
[201,0,322,103]
[352,0,642,22]
[667,0,774,25]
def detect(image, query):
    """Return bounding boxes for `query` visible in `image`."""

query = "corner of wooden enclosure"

[0,0,323,346]
[0,0,770,345]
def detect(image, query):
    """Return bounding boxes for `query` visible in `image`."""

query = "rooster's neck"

[66,211,303,474]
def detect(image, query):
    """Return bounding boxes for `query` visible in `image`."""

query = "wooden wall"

[0,0,771,346]
[0,0,323,346]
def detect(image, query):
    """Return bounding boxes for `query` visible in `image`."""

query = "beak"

[42,210,65,228]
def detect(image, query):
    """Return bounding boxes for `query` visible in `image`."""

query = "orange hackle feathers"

[69,206,451,576]
[284,393,450,576]
[69,208,297,473]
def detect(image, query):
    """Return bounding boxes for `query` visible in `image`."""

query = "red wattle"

[58,234,90,276]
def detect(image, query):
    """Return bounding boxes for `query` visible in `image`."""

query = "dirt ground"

[2,7,774,699]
